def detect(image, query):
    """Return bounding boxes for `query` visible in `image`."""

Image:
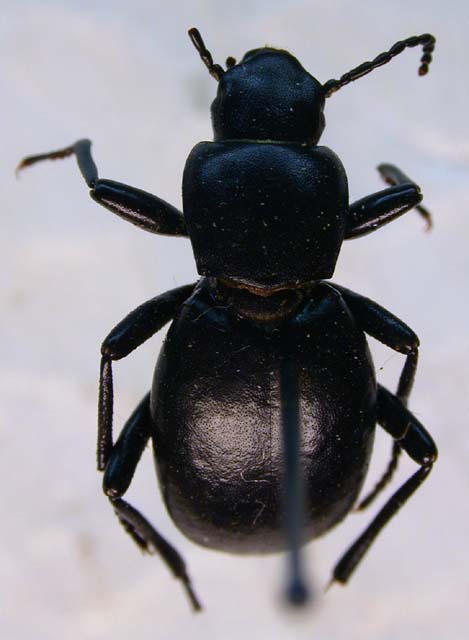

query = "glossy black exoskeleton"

[18,28,438,611]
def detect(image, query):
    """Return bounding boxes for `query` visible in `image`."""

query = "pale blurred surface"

[3,1,469,638]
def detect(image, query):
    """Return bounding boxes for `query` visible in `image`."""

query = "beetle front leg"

[331,384,437,586]
[17,140,188,236]
[103,392,202,612]
[345,163,431,239]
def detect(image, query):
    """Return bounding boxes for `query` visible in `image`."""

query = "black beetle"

[18,28,438,611]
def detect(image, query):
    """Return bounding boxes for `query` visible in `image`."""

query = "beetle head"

[211,49,326,145]
[190,27,436,137]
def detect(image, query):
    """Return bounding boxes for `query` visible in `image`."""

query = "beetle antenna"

[323,33,435,97]
[188,27,225,81]
[280,357,311,606]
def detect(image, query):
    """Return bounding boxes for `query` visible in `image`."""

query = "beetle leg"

[329,283,419,404]
[379,164,432,230]
[330,283,419,507]
[97,283,196,470]
[376,385,437,463]
[345,163,431,239]
[98,355,114,470]
[111,498,201,612]
[17,140,188,236]
[103,393,152,497]
[355,355,415,510]
[91,178,188,237]
[330,384,437,586]
[102,393,202,612]
[95,284,200,609]
[355,441,401,511]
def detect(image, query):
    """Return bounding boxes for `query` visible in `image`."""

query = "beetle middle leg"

[354,350,419,511]
[330,283,420,507]
[330,384,437,586]
[96,282,201,610]
[354,350,418,510]
[97,283,196,469]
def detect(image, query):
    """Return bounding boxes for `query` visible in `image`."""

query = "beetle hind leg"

[354,350,417,510]
[330,384,437,586]
[102,392,202,612]
[355,441,401,511]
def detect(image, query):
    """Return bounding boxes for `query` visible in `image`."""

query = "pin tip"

[287,579,310,607]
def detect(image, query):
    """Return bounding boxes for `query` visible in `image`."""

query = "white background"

[3,1,469,638]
